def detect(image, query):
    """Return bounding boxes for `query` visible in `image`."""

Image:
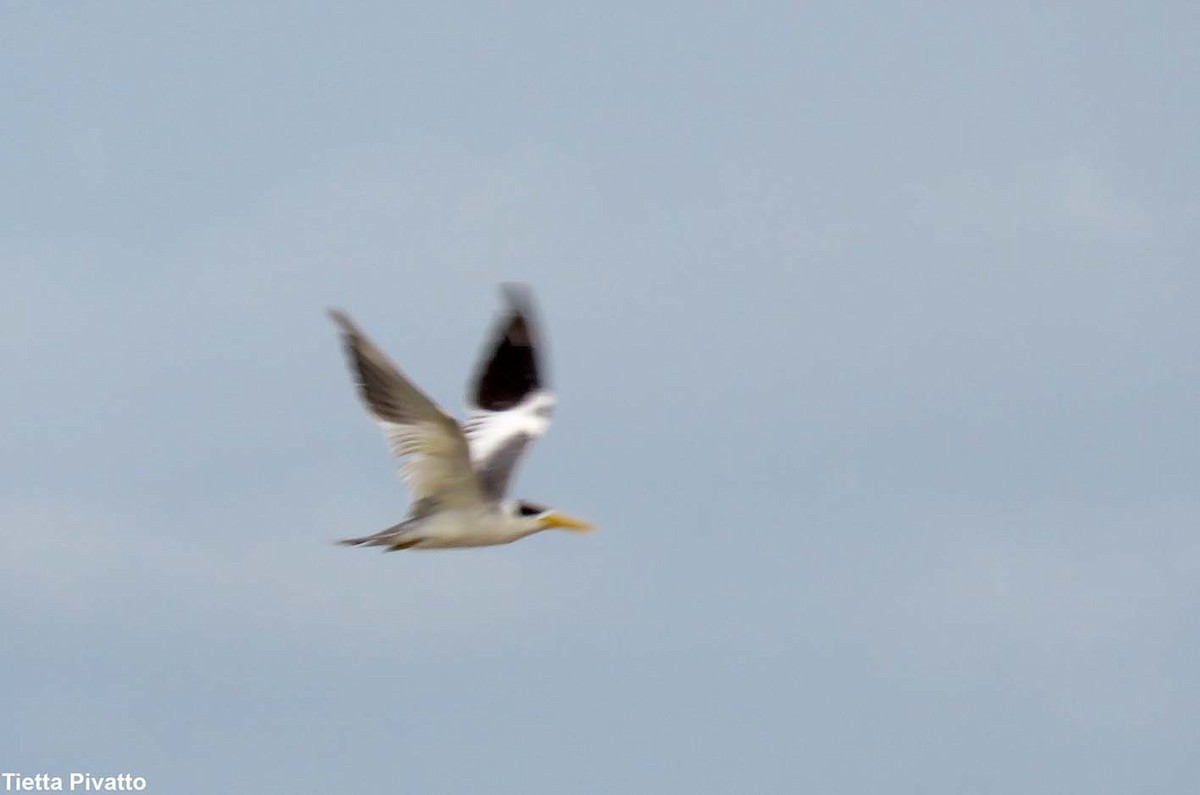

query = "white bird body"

[330,286,592,551]
[370,503,551,549]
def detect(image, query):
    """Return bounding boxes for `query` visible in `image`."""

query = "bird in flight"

[329,285,593,550]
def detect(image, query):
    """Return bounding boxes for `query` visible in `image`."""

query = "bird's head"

[512,500,594,534]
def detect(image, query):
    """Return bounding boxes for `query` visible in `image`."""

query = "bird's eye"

[517,502,545,517]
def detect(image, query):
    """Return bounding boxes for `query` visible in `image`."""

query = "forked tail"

[337,519,421,551]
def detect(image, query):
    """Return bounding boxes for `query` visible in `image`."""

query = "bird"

[329,285,593,550]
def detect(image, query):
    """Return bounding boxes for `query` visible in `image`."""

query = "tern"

[329,285,593,550]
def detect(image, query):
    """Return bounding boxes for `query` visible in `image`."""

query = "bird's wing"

[463,284,555,501]
[329,309,484,509]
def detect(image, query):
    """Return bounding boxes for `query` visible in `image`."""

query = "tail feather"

[337,520,420,551]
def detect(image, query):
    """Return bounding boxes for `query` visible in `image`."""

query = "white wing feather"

[330,309,483,509]
[464,390,555,499]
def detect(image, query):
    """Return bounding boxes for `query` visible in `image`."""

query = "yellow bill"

[540,511,595,532]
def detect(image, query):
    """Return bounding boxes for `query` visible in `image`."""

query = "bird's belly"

[412,532,503,549]
[408,511,524,549]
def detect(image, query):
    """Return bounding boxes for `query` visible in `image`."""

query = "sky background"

[2,2,1198,792]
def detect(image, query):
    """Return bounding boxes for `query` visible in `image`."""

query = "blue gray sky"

[2,2,1197,792]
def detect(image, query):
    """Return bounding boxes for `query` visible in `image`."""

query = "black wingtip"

[471,284,546,410]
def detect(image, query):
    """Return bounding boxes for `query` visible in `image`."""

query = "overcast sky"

[2,2,1197,792]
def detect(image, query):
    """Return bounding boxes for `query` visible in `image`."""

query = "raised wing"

[329,309,483,509]
[463,284,555,500]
